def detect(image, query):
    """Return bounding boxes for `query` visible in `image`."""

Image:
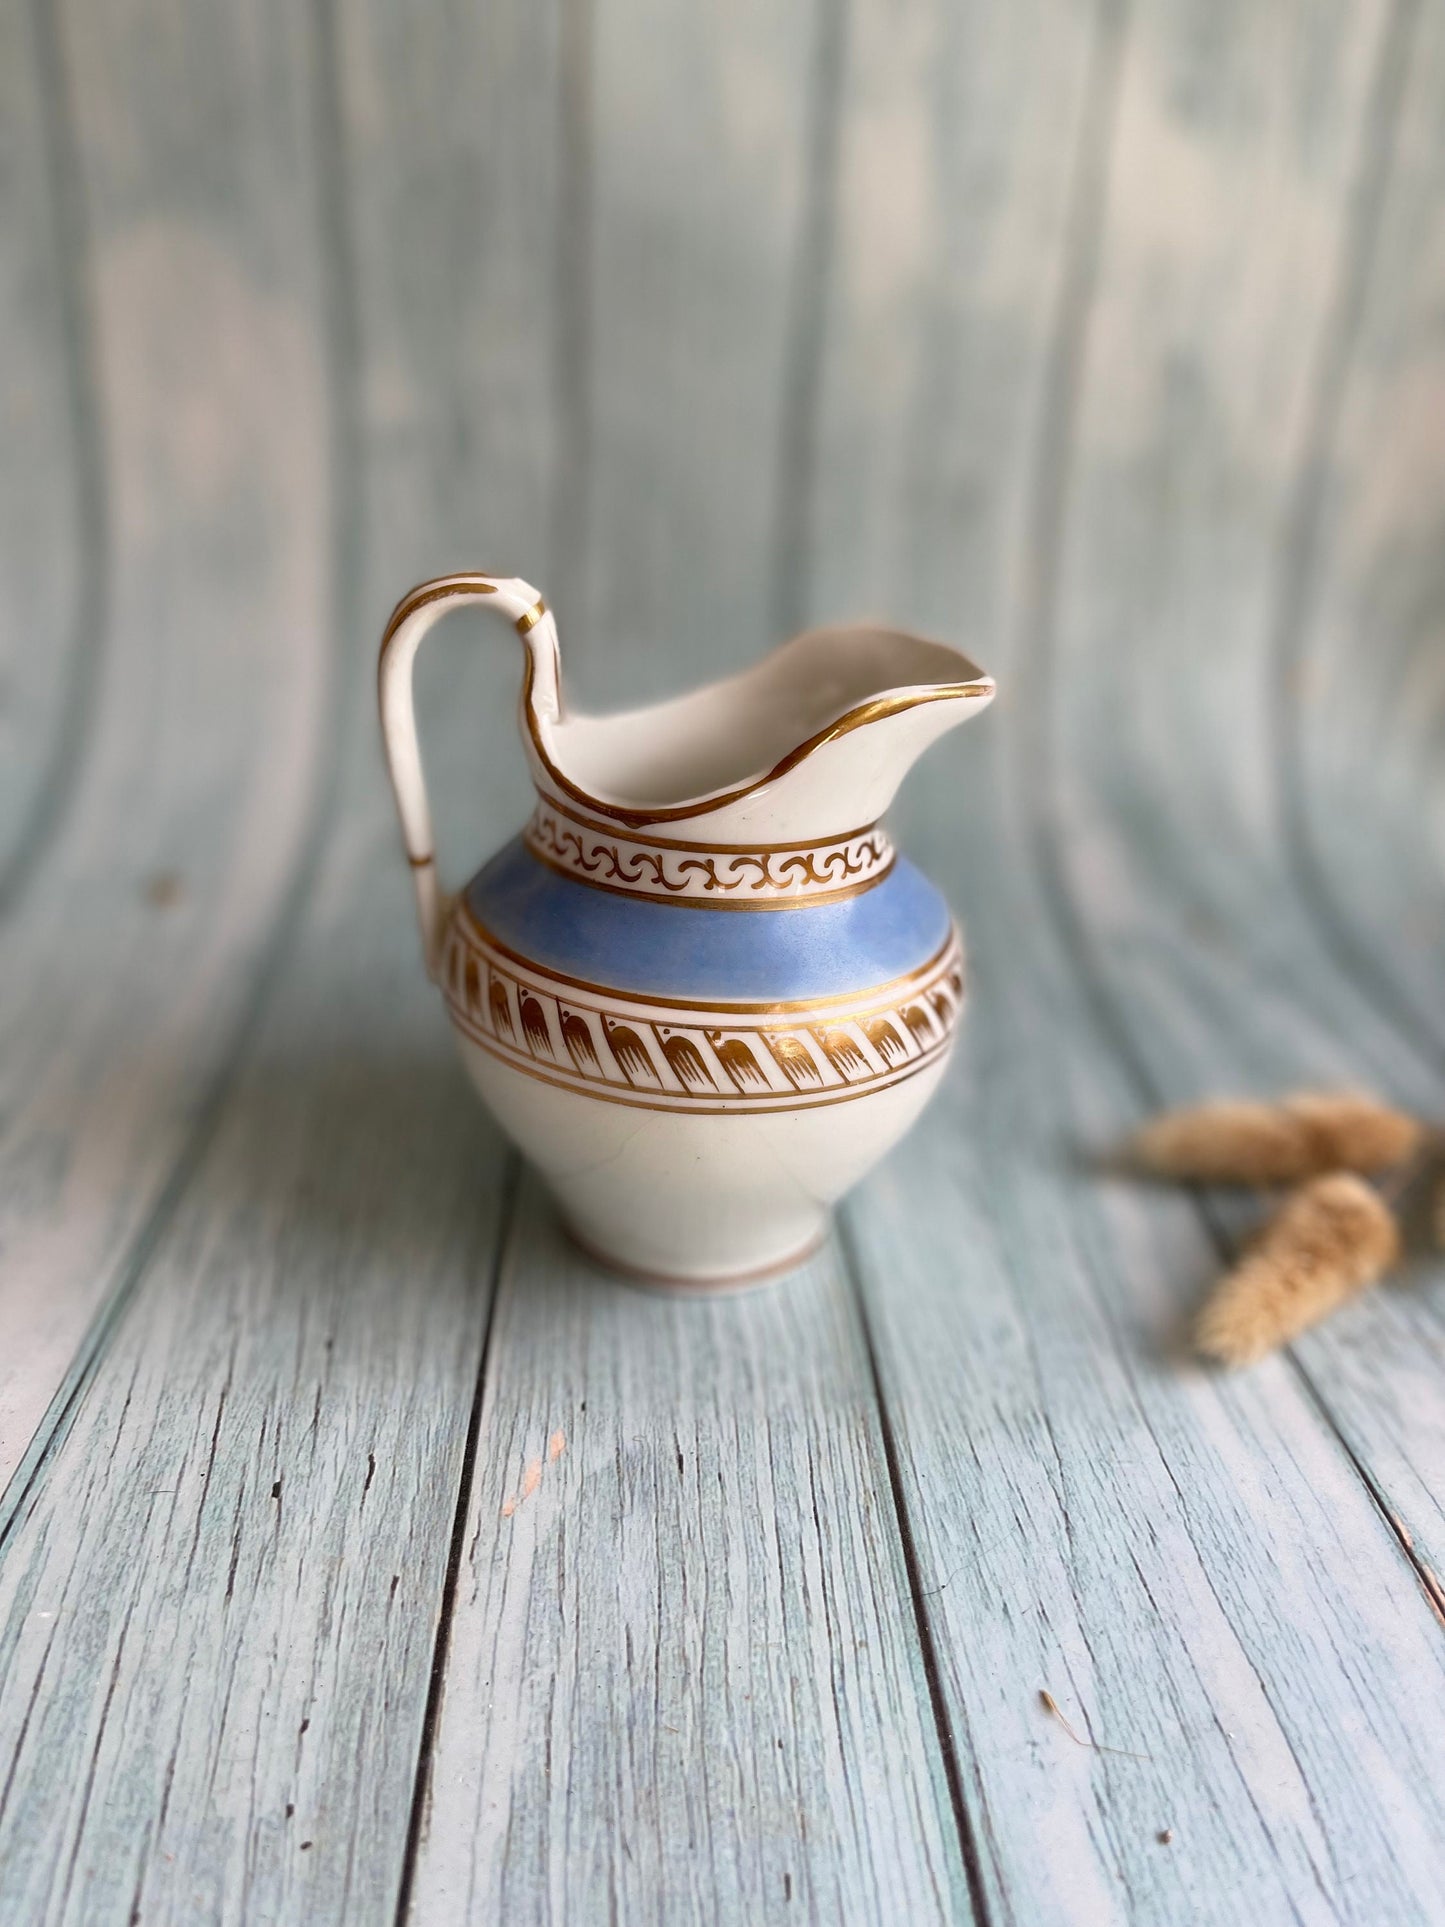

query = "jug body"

[378,573,992,1289]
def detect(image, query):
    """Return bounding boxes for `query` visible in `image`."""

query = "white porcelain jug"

[380,573,994,1288]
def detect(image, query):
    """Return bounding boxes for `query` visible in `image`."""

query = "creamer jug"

[379,573,994,1288]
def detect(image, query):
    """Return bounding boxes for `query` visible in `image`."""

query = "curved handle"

[378,571,555,978]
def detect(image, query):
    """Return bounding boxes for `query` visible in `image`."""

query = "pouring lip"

[524,635,996,830]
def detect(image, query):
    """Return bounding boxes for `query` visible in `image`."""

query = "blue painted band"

[464,837,953,1003]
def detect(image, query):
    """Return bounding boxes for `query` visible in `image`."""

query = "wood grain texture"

[1025,0,1445,1599]
[564,0,820,699]
[0,0,96,905]
[1279,0,1445,1063]
[409,1188,967,1926]
[0,1012,504,1924]
[403,5,976,1915]
[336,0,566,838]
[850,755,1445,1926]
[1256,0,1445,1601]
[3,0,1445,1920]
[0,0,558,1913]
[0,0,337,1506]
[797,0,1445,1919]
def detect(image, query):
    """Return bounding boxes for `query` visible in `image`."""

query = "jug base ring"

[562,1220,827,1296]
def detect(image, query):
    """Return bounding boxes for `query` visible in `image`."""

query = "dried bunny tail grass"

[1195,1173,1399,1368]
[1131,1090,1422,1185]
[1284,1090,1423,1175]
[1132,1101,1305,1184]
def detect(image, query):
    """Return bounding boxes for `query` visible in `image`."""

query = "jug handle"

[378,572,557,979]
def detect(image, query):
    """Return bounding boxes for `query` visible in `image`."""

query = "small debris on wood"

[144,870,185,909]
[920,1562,965,1599]
[1157,1828,1173,1845]
[504,1440,565,1517]
[1039,1689,1152,1762]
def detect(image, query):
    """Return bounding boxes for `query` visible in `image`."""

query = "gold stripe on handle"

[378,574,498,656]
[516,598,548,636]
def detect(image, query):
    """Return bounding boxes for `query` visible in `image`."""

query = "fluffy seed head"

[1195,1172,1398,1367]
[1285,1091,1422,1175]
[1132,1091,1421,1185]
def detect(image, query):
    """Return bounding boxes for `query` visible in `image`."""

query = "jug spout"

[536,621,995,844]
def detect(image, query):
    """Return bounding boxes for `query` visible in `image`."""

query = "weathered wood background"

[3,0,1445,1919]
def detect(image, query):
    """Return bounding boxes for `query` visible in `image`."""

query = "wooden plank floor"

[3,0,1445,1921]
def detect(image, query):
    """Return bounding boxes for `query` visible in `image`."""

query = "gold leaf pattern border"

[442,916,965,1113]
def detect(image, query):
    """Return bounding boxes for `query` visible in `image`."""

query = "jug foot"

[562,1219,828,1296]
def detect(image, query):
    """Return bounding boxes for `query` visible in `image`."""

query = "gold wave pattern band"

[537,790,887,856]
[523,797,896,908]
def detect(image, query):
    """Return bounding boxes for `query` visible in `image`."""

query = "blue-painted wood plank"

[408,1190,968,1925]
[3,2,1445,1924]
[0,0,559,1913]
[798,0,1445,1920]
[0,0,340,1504]
[1020,0,1445,1595]
[1276,0,1445,1072]
[402,1,975,1913]
[0,0,96,910]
